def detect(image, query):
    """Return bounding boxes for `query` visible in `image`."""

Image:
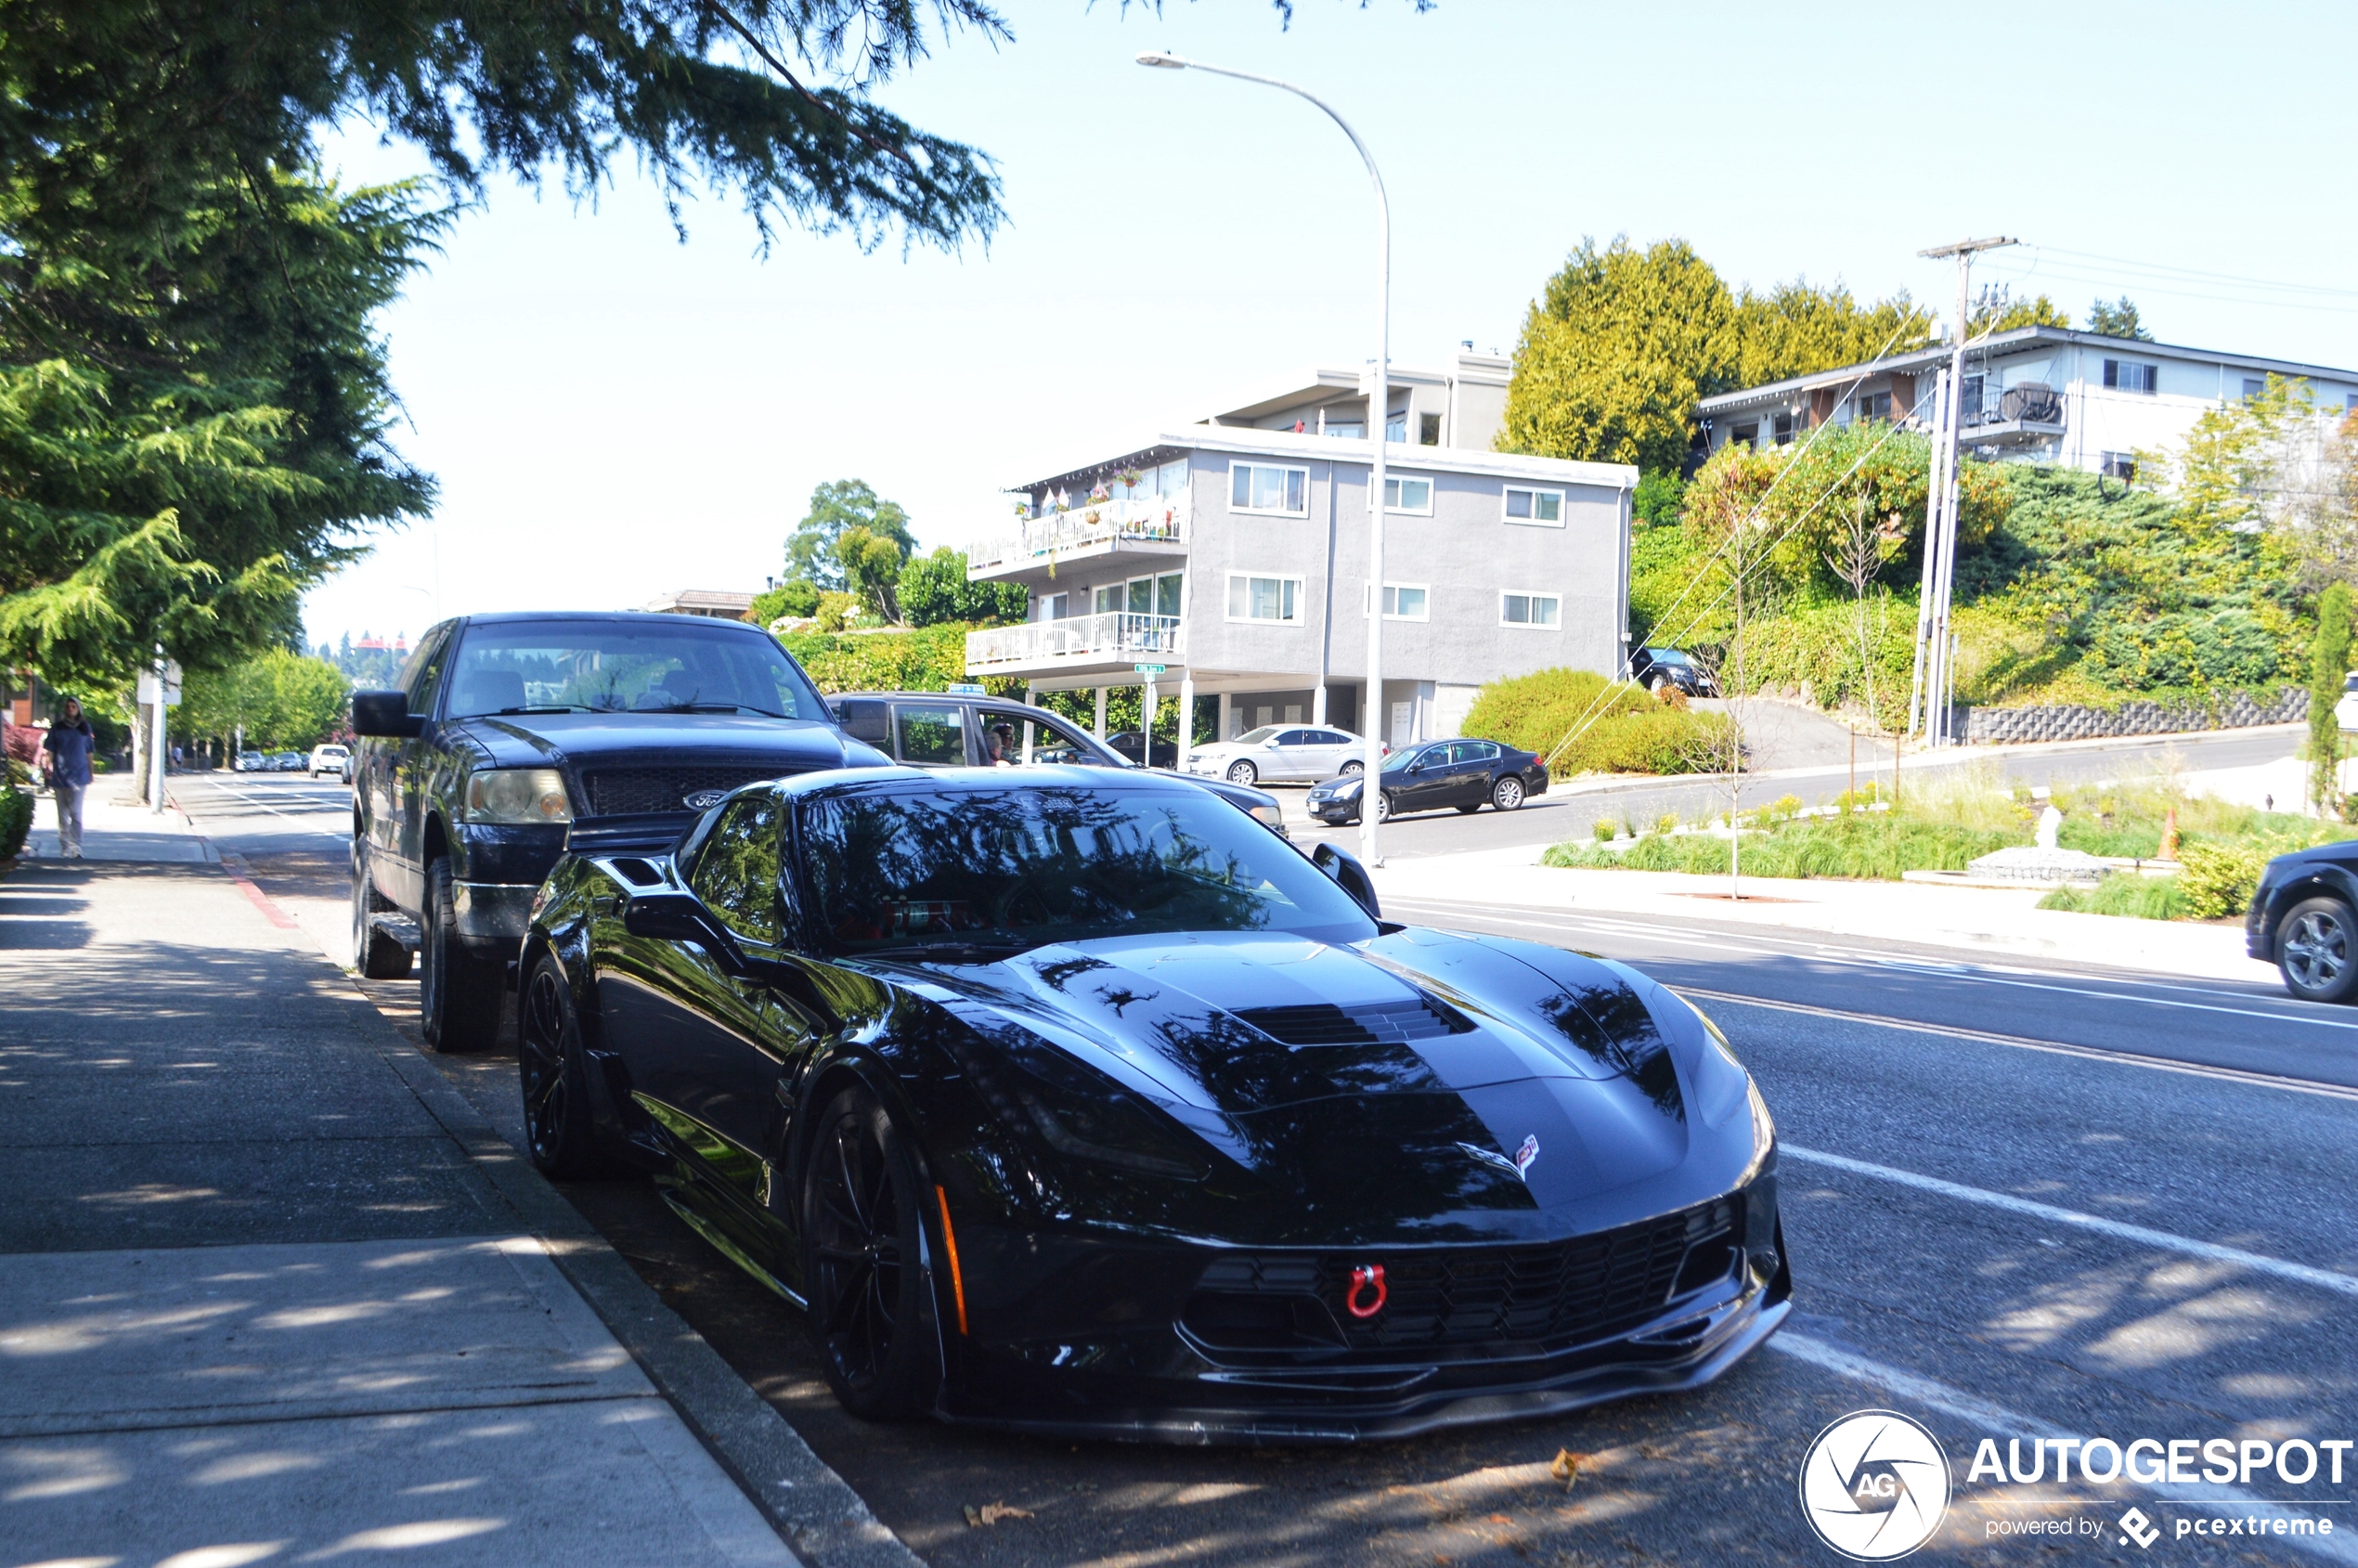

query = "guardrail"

[965,612,1185,670]
[967,494,1190,576]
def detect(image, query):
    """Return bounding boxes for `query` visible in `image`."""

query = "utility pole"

[1913,234,2015,746]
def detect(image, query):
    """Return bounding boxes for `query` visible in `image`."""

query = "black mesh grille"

[579,761,795,817]
[1234,998,1470,1045]
[1191,1199,1737,1353]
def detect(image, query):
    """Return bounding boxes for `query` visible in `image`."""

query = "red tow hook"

[1346,1263,1388,1319]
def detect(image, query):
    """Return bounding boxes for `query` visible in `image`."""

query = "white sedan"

[1185,725,1373,785]
[2338,673,2358,732]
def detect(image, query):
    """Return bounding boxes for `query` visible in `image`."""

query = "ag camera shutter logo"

[1798,1409,1951,1560]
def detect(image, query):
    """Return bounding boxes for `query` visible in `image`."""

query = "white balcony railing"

[967,493,1190,577]
[965,612,1185,672]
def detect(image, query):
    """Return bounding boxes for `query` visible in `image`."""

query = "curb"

[218,851,926,1568]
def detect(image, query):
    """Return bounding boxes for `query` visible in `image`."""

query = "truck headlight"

[463,768,574,824]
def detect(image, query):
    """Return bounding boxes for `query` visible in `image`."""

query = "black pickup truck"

[349,611,886,1052]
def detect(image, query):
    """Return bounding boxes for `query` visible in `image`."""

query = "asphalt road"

[176,767,2358,1567]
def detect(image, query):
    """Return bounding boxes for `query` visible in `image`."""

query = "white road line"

[1768,1331,2358,1563]
[1388,898,2347,1031]
[1781,1145,2358,1300]
[1680,985,2358,1103]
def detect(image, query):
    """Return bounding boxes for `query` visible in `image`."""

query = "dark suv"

[828,690,1286,835]
[350,612,885,1052]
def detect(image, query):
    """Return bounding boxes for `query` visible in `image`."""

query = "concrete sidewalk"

[1369,844,2277,983]
[24,782,214,863]
[0,843,810,1562]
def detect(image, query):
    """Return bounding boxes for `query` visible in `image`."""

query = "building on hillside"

[1694,326,2358,479]
[962,355,1636,748]
[641,589,756,619]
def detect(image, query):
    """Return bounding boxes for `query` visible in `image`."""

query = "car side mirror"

[1311,842,1382,922]
[351,690,423,738]
[623,892,724,949]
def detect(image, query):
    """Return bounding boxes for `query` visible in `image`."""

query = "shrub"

[0,785,29,861]
[1545,811,2013,880]
[1592,817,1617,842]
[2175,841,2267,920]
[1463,667,1735,777]
[1653,811,1680,836]
[2038,875,2187,921]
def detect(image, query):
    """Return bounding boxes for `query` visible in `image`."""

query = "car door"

[1391,745,1447,812]
[1267,729,1315,781]
[376,626,453,912]
[980,707,1105,768]
[1307,729,1355,777]
[1449,741,1501,806]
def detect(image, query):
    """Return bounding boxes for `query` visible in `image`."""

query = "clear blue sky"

[304,0,2358,649]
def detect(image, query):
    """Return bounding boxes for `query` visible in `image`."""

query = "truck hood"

[448,712,880,776]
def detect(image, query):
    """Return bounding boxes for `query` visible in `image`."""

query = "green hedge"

[1545,811,2013,880]
[775,624,1023,697]
[1462,667,1734,776]
[0,786,30,862]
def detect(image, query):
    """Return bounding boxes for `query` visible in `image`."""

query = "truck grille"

[1186,1198,1737,1354]
[578,761,796,817]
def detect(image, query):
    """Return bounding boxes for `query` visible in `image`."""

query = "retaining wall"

[1963,688,2310,745]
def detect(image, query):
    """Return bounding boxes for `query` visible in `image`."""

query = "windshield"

[1230,726,1278,745]
[1646,648,1691,666]
[1380,745,1432,773]
[444,620,826,719]
[798,783,1376,956]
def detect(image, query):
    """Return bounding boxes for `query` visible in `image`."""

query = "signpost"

[136,652,182,813]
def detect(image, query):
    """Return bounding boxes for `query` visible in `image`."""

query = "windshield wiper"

[484,705,590,715]
[649,702,783,716]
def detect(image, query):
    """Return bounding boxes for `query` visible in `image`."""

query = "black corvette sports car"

[518,767,1789,1442]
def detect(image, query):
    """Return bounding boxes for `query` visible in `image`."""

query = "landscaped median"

[1541,770,2353,923]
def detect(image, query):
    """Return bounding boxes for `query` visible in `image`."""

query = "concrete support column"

[1177,672,1196,760]
[1093,686,1108,740]
[1217,692,1233,741]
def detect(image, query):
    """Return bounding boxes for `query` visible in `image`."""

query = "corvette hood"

[890,927,1698,1214]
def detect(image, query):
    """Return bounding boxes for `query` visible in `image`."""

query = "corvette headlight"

[463,768,574,824]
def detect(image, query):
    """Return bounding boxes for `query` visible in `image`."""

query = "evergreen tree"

[2085,297,2153,342]
[782,480,915,593]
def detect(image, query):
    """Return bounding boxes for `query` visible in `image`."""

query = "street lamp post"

[1136,50,1391,866]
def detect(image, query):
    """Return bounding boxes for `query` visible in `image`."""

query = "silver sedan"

[1185,725,1368,786]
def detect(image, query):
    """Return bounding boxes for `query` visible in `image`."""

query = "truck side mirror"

[352,690,424,738]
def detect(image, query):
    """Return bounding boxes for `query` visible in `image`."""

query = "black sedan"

[2248,840,2358,1002]
[1307,737,1549,824]
[517,767,1787,1442]
[1630,646,1717,698]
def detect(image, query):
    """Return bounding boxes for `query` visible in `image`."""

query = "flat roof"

[1012,426,1633,497]
[1695,325,2358,414]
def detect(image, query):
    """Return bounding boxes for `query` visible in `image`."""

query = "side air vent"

[1235,997,1471,1047]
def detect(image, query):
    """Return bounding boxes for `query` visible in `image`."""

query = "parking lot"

[135,768,2358,1567]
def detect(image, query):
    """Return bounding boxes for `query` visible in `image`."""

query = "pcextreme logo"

[1799,1409,1952,1561]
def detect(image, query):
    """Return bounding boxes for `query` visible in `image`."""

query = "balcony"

[1959,382,2066,449]
[967,493,1191,581]
[965,612,1185,679]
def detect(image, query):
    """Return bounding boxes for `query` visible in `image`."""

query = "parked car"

[1106,730,1182,769]
[1307,736,1549,825]
[273,750,305,771]
[2248,842,2358,1002]
[1630,646,1717,698]
[308,744,350,779]
[516,767,1787,1439]
[350,611,887,1052]
[827,691,1287,836]
[233,751,266,772]
[1185,724,1373,785]
[2336,671,2358,732]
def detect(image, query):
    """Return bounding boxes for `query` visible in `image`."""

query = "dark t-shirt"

[43,720,94,786]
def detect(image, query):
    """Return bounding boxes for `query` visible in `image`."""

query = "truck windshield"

[444,620,827,720]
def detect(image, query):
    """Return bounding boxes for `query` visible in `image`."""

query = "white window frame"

[1362,582,1431,621]
[1502,486,1565,527]
[2103,359,2158,395]
[1367,473,1434,514]
[1228,461,1310,517]
[1499,590,1562,629]
[1225,572,1304,626]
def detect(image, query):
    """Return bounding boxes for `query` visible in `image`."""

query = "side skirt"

[657,1183,809,1313]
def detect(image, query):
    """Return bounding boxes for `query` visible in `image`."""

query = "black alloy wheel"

[518,956,614,1179]
[1225,759,1259,785]
[421,856,504,1053]
[1493,775,1527,811]
[2279,897,2358,1004]
[350,836,412,979]
[803,1085,940,1421]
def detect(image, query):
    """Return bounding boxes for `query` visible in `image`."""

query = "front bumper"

[451,881,538,941]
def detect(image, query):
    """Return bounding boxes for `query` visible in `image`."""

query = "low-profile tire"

[1375,791,1393,823]
[421,855,504,1054]
[351,836,411,979]
[2279,897,2358,1004]
[802,1085,941,1422]
[1493,775,1527,811]
[518,954,617,1179]
[1225,759,1259,785]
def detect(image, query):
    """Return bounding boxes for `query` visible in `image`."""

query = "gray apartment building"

[963,354,1638,747]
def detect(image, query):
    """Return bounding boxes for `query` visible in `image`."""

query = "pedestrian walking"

[41,696,94,859]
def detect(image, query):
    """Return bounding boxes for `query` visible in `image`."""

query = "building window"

[1226,574,1302,624]
[1730,422,1758,450]
[1321,414,1362,438]
[1364,583,1430,621]
[2103,359,2158,395]
[1385,414,1406,443]
[1501,590,1561,628]
[2348,395,2358,414]
[1961,374,1985,421]
[2243,377,2266,401]
[1772,413,1796,445]
[1229,462,1308,515]
[1419,412,1442,446]
[1038,591,1068,621]
[1853,391,1891,422]
[1093,584,1121,616]
[1502,486,1564,526]
[1371,474,1433,513]
[1153,459,1189,499]
[1155,571,1183,618]
[2100,452,2137,481]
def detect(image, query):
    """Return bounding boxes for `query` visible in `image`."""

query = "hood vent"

[1235,997,1471,1047]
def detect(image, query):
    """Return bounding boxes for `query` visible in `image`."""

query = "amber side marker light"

[936,1185,969,1335]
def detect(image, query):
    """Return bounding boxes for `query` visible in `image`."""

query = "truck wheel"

[351,837,411,979]
[421,856,504,1053]
[2279,897,2358,1004]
